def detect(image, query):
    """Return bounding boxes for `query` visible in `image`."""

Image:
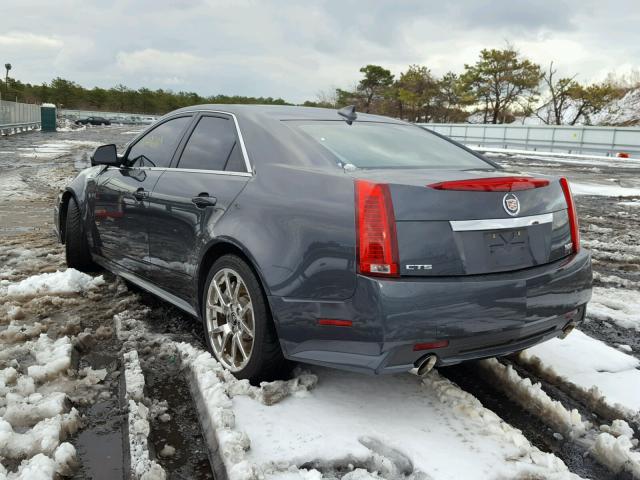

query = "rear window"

[293,121,490,169]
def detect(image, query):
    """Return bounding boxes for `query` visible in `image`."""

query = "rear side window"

[127,116,191,168]
[293,121,490,169]
[178,115,245,172]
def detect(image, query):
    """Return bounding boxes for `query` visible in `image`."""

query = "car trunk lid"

[350,169,574,276]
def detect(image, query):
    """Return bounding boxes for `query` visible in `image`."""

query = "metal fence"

[0,99,41,132]
[419,123,640,157]
[59,109,158,125]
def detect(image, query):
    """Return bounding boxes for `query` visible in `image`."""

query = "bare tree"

[536,62,577,125]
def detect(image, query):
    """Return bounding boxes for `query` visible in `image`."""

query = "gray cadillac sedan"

[54,105,592,383]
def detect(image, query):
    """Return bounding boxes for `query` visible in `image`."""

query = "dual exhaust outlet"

[410,321,576,378]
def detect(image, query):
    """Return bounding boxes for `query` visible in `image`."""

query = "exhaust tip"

[559,322,576,339]
[410,354,437,377]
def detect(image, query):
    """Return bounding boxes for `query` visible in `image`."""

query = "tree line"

[305,47,637,125]
[2,46,637,123]
[0,78,290,114]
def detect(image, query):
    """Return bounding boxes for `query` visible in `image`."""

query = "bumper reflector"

[413,340,449,351]
[318,319,353,327]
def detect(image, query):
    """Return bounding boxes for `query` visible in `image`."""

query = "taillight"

[428,176,549,192]
[560,177,580,253]
[355,180,399,277]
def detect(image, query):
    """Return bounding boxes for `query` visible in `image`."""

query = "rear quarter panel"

[216,162,357,300]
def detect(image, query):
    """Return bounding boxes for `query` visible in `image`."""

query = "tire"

[65,196,95,272]
[202,255,289,384]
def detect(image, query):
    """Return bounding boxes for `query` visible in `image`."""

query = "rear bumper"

[270,249,592,374]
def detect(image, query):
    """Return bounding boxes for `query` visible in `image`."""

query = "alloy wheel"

[205,268,255,371]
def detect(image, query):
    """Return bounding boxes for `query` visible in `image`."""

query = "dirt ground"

[0,127,639,480]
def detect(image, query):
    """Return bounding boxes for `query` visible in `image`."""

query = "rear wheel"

[202,255,288,384]
[65,196,95,272]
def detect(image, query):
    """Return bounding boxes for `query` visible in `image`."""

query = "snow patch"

[588,286,640,331]
[520,330,640,413]
[6,269,104,297]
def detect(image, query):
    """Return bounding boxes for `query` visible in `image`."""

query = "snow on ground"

[479,358,589,436]
[519,330,640,414]
[3,269,104,297]
[112,310,584,479]
[0,266,111,479]
[175,343,580,480]
[123,350,166,480]
[591,88,640,126]
[588,286,640,331]
[570,182,640,197]
[584,238,640,259]
[16,140,101,161]
[471,146,640,167]
[480,358,640,477]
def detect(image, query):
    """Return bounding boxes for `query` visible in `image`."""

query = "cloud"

[115,49,206,75]
[0,32,62,50]
[1,0,639,102]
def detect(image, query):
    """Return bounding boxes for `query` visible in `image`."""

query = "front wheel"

[202,255,288,384]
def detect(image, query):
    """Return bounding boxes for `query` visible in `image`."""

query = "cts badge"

[503,193,520,216]
[406,264,433,271]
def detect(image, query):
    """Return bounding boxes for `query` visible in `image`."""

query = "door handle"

[191,194,217,208]
[133,187,147,201]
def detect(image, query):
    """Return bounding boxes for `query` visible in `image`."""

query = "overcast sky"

[2,0,639,103]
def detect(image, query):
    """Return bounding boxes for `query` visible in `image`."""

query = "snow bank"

[592,433,640,477]
[122,349,166,480]
[479,358,589,436]
[6,269,104,297]
[123,350,146,403]
[0,409,79,459]
[480,359,640,476]
[520,330,640,413]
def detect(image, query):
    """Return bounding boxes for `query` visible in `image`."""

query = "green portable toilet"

[41,103,57,132]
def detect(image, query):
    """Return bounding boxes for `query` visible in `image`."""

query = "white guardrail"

[419,123,640,158]
[0,99,41,133]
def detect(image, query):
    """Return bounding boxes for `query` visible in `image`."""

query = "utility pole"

[4,63,11,95]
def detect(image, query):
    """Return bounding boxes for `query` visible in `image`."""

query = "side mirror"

[91,144,120,166]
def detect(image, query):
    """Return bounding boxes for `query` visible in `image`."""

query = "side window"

[177,115,246,172]
[127,116,191,168]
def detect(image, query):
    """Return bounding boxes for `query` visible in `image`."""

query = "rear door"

[146,112,251,302]
[92,115,193,277]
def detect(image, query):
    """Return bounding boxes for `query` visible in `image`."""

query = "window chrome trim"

[449,213,554,232]
[122,166,252,177]
[126,109,254,175]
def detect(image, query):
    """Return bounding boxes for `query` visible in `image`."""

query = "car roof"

[167,104,406,124]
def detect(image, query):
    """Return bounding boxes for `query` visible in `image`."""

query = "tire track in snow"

[475,358,640,478]
[439,362,617,479]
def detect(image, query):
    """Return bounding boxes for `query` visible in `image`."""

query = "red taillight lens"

[355,180,399,277]
[428,176,550,192]
[560,177,580,253]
